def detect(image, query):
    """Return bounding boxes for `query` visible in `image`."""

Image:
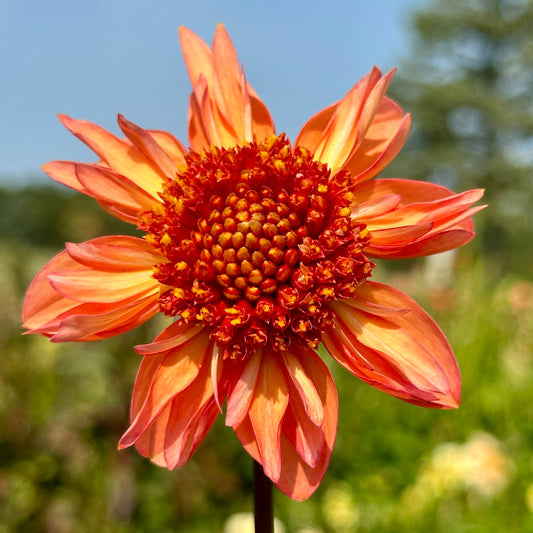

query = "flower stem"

[254,460,273,533]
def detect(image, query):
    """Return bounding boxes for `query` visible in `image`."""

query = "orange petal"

[282,350,324,427]
[117,114,178,178]
[282,394,325,469]
[23,249,86,333]
[248,350,290,482]
[48,268,157,303]
[23,236,161,340]
[75,163,159,217]
[295,101,337,154]
[163,362,218,469]
[296,68,381,161]
[367,228,476,259]
[323,281,460,409]
[368,222,433,245]
[49,295,158,342]
[135,321,204,356]
[233,415,261,464]
[147,129,187,167]
[343,104,411,185]
[355,177,456,206]
[212,24,248,141]
[130,377,219,469]
[225,347,262,427]
[296,68,407,181]
[249,94,276,142]
[121,331,219,470]
[350,193,401,219]
[42,160,88,194]
[180,24,274,150]
[232,347,338,498]
[130,322,204,415]
[58,115,167,198]
[276,348,338,500]
[188,90,211,152]
[65,236,163,272]
[119,329,212,448]
[42,161,141,224]
[315,68,391,170]
[179,26,216,96]
[364,188,484,229]
[132,401,171,467]
[356,180,485,258]
[162,398,219,469]
[211,344,225,412]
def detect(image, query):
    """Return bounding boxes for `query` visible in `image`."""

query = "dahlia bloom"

[23,24,484,500]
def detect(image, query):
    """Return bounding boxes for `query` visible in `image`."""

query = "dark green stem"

[254,460,273,533]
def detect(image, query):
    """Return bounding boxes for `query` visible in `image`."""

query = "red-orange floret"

[141,134,374,358]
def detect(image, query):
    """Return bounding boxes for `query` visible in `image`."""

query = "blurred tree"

[388,0,533,272]
[0,185,136,248]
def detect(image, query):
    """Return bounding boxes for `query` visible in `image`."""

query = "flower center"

[140,135,374,358]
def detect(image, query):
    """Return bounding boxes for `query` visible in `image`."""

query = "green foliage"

[387,0,533,273]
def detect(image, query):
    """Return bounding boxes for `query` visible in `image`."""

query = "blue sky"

[0,0,423,185]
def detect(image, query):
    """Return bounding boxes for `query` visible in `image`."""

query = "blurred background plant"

[2,0,533,531]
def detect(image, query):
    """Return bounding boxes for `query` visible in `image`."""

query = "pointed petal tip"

[439,385,461,410]
[57,113,73,126]
[178,25,198,45]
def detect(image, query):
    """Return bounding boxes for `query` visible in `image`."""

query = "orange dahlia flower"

[23,24,484,500]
